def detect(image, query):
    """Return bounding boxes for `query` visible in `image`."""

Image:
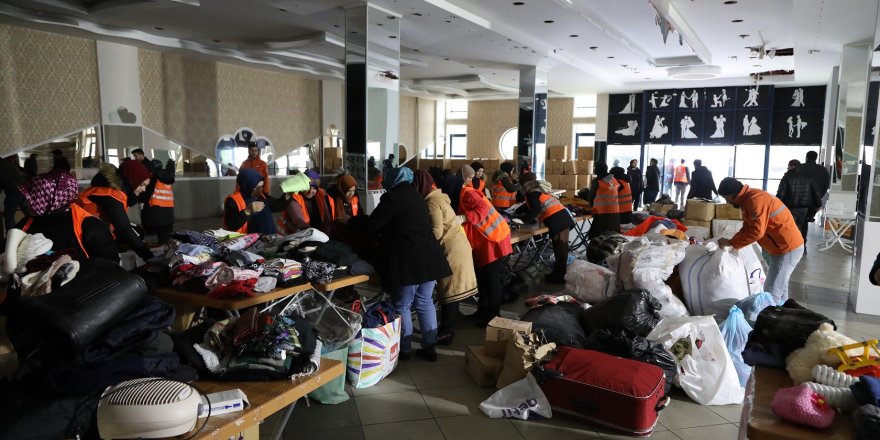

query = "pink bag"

[770,384,836,428]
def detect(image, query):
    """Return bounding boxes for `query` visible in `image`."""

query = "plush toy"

[786,323,861,384]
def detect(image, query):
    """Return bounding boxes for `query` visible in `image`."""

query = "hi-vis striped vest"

[591,177,619,215]
[491,180,516,209]
[149,182,174,208]
[537,193,565,222]
[475,199,510,242]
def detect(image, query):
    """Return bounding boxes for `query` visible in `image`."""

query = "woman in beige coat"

[413,170,478,345]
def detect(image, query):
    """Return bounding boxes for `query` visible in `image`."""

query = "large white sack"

[737,243,766,294]
[647,315,745,405]
[678,241,750,321]
[607,237,690,319]
[564,259,617,304]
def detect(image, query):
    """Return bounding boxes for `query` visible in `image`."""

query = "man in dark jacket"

[643,158,661,206]
[627,159,643,211]
[777,159,822,243]
[799,150,830,222]
[687,159,718,200]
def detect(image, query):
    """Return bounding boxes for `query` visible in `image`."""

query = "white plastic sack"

[607,237,690,319]
[678,241,750,322]
[684,225,711,240]
[480,373,552,420]
[647,315,745,405]
[564,259,617,304]
[737,244,766,294]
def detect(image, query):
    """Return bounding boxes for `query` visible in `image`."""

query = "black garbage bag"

[583,329,677,394]
[586,232,628,265]
[520,302,588,348]
[580,289,661,337]
[753,299,835,358]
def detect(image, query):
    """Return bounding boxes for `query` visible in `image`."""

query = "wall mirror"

[834,43,873,192]
[7,125,101,181]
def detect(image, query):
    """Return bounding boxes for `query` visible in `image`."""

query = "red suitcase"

[535,346,670,436]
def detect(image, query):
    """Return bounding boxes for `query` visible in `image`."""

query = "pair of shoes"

[544,273,566,284]
[416,346,438,362]
[399,352,411,361]
[436,333,455,346]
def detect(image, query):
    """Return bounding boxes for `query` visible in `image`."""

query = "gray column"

[344,3,400,213]
[517,67,548,175]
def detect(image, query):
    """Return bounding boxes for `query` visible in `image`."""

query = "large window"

[499,127,517,160]
[447,124,467,158]
[573,95,598,118]
[767,145,815,195]
[606,145,641,171]
[573,123,596,158]
[446,99,468,119]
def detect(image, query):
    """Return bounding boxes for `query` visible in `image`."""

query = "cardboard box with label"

[559,174,579,190]
[546,160,561,175]
[544,174,561,189]
[715,203,743,220]
[650,202,678,215]
[576,160,594,175]
[713,219,744,239]
[577,147,594,160]
[484,317,533,359]
[685,199,717,222]
[547,146,568,161]
[465,346,504,387]
[561,160,577,175]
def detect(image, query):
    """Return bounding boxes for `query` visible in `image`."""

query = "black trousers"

[789,207,809,243]
[438,301,459,336]
[551,229,570,277]
[632,190,643,211]
[643,189,659,206]
[476,258,505,320]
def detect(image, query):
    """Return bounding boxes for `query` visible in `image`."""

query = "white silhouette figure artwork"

[615,120,639,136]
[711,89,729,107]
[744,87,760,107]
[790,88,805,107]
[786,115,808,138]
[619,93,636,113]
[649,91,658,109]
[679,91,690,108]
[680,116,697,139]
[710,115,727,138]
[649,115,669,139]
[690,89,699,108]
[742,115,762,136]
[659,93,671,108]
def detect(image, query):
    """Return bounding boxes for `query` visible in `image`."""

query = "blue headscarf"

[236,168,276,234]
[383,166,413,190]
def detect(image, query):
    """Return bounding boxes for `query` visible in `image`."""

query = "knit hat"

[19,170,80,216]
[718,177,745,197]
[460,165,475,181]
[337,174,357,193]
[470,161,484,172]
[119,159,151,189]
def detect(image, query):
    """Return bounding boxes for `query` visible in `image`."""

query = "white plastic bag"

[737,244,766,294]
[607,237,690,319]
[480,373,552,420]
[564,259,617,304]
[647,316,745,405]
[678,241,750,321]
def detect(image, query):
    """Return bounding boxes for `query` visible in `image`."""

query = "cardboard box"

[578,175,592,190]
[715,203,743,220]
[684,199,717,222]
[577,147,594,161]
[484,317,533,359]
[465,346,504,387]
[650,202,678,215]
[544,174,561,189]
[547,146,568,161]
[559,174,578,190]
[681,220,712,239]
[483,158,501,171]
[713,219,744,240]
[576,160,594,175]
[544,160,560,175]
[450,159,470,170]
[561,160,577,175]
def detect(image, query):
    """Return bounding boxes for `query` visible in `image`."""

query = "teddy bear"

[786,323,862,384]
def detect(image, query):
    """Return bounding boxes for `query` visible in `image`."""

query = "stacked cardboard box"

[577,147,594,161]
[560,160,577,176]
[546,160,563,175]
[685,199,717,222]
[650,202,678,215]
[467,317,532,387]
[559,175,579,191]
[715,203,743,220]
[576,160,594,175]
[544,174,560,189]
[547,146,568,161]
[713,219,744,239]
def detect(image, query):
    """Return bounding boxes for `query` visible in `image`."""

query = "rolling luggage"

[534,346,669,436]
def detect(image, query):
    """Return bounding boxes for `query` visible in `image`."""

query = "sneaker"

[436,333,455,346]
[416,346,438,362]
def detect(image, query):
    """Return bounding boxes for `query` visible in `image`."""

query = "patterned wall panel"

[161,53,220,158]
[139,49,166,135]
[547,97,574,148]
[467,99,517,158]
[399,95,417,154]
[417,97,436,153]
[0,24,100,156]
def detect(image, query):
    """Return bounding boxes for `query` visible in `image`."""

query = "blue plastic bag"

[720,305,753,387]
[735,292,776,327]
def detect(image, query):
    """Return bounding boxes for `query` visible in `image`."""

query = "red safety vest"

[674,165,688,183]
[149,181,174,208]
[491,180,516,209]
[536,193,565,223]
[22,204,93,259]
[617,180,633,213]
[224,192,249,234]
[591,177,619,215]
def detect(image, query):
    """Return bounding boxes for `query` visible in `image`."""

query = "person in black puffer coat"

[776,159,822,243]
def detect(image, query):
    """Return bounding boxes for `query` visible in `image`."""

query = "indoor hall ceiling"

[0,0,878,98]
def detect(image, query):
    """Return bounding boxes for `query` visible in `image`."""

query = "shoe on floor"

[416,346,438,362]
[436,333,455,346]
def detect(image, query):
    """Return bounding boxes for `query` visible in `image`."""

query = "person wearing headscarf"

[223,168,277,234]
[413,170,477,345]
[490,162,519,209]
[467,161,486,193]
[459,168,513,322]
[438,168,464,214]
[137,158,177,244]
[458,164,490,213]
[278,169,334,235]
[329,174,360,220]
[520,174,576,284]
[343,166,451,361]
[76,163,153,261]
[119,158,152,206]
[610,166,634,225]
[587,162,622,239]
[13,170,117,263]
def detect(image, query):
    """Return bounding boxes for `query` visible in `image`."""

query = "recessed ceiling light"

[412,12,422,17]
[153,27,164,30]
[389,35,397,39]
[739,34,749,38]
[753,64,761,67]
[724,0,738,4]
[444,58,450,61]
[334,24,340,28]
[569,34,578,37]
[544,20,554,23]
[513,1,524,5]
[413,48,420,52]
[278,8,287,12]
[212,39,221,43]
[607,56,615,59]
[589,46,598,50]
[732,19,743,23]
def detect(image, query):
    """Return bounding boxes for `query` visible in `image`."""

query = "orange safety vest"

[149,181,174,208]
[279,190,335,234]
[591,177,619,215]
[459,185,488,212]
[22,204,92,259]
[473,198,511,242]
[467,178,486,193]
[536,193,565,223]
[674,165,688,183]
[224,192,249,234]
[617,180,633,213]
[76,187,128,217]
[491,180,516,209]
[334,194,359,218]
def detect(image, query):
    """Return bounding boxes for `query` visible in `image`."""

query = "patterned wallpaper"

[138,48,322,158]
[467,98,574,158]
[417,97,436,153]
[399,95,417,155]
[0,24,100,156]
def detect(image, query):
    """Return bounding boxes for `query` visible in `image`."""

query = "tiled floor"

[263,222,863,439]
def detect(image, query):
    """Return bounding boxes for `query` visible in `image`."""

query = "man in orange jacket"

[239,142,270,195]
[716,177,804,303]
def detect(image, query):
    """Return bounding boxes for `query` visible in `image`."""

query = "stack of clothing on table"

[280,228,375,284]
